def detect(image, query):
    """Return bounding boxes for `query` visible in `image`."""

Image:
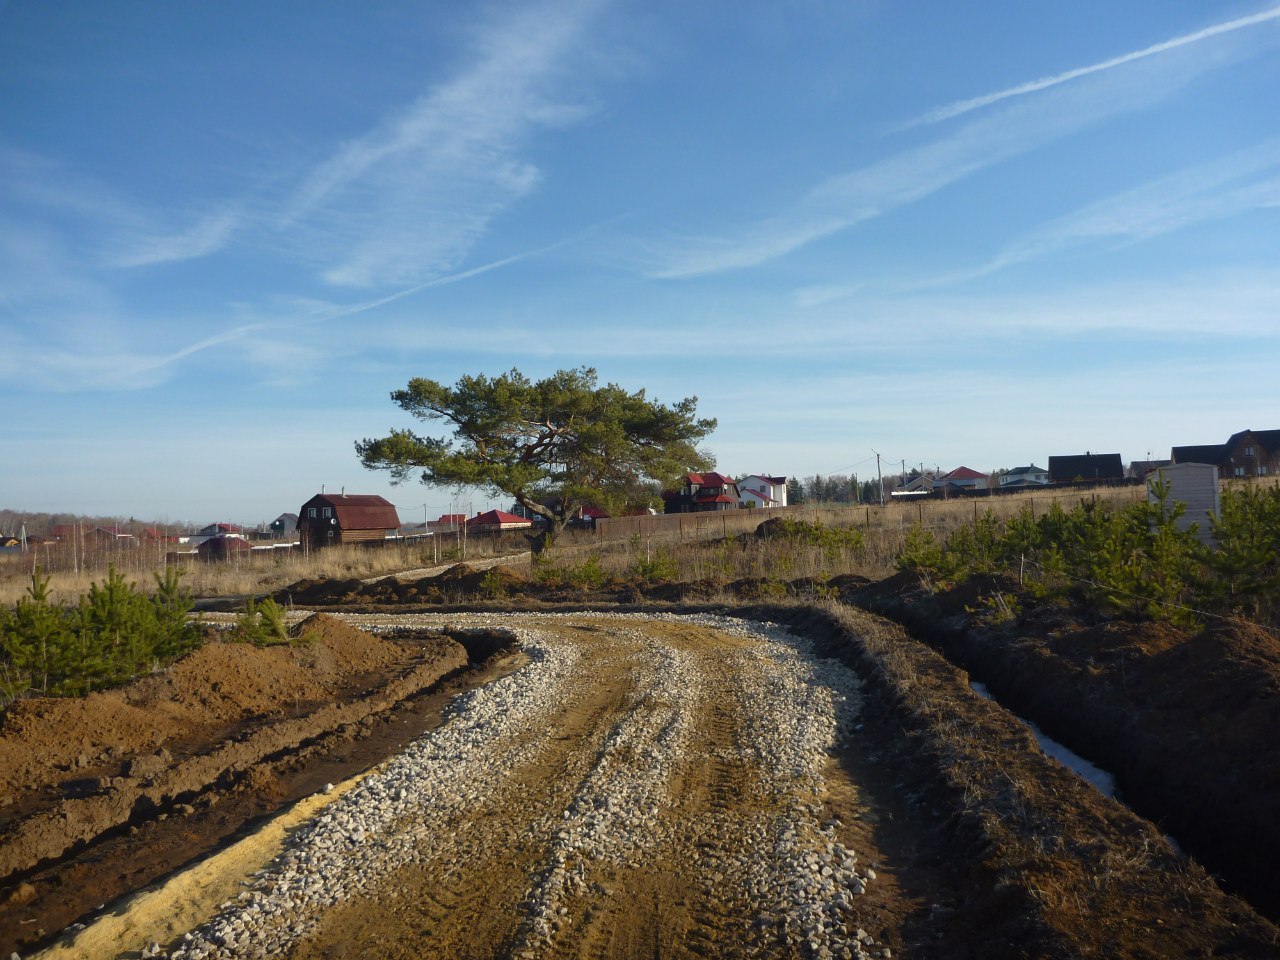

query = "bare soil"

[850,571,1280,921]
[1,561,1278,958]
[0,615,477,955]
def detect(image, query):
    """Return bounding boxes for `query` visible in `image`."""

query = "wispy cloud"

[4,1,610,287]
[650,58,1204,279]
[7,322,266,392]
[1,147,247,271]
[895,140,1280,288]
[278,0,605,288]
[646,8,1275,281]
[111,207,243,268]
[904,5,1280,128]
[858,267,1280,339]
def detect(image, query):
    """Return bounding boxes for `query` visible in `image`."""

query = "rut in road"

[163,613,875,960]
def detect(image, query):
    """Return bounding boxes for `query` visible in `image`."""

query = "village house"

[933,466,990,496]
[196,534,253,562]
[663,473,741,513]
[509,499,609,527]
[1172,428,1280,479]
[1127,459,1172,481]
[737,474,788,508]
[465,510,533,533]
[268,513,299,537]
[297,493,400,549]
[1048,453,1126,484]
[999,465,1049,488]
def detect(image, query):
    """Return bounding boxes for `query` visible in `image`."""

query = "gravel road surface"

[155,612,876,960]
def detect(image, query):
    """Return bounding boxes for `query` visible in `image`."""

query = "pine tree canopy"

[356,367,716,549]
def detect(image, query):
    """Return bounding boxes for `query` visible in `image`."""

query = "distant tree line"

[790,474,885,506]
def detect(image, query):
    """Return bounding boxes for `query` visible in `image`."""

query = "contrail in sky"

[906,5,1280,127]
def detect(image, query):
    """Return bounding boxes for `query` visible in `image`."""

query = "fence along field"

[0,485,1151,607]
[5,483,1146,604]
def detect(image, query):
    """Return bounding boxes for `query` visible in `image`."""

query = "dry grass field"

[0,485,1148,607]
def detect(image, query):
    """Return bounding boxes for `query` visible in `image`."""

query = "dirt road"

[20,605,1280,960]
[69,613,881,960]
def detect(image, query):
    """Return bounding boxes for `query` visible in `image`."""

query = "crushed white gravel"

[162,612,876,959]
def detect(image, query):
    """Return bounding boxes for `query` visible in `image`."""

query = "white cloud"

[279,0,605,288]
[111,208,243,268]
[646,12,1268,280]
[903,5,1280,128]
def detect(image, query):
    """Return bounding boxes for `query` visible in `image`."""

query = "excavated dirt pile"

[278,566,876,609]
[279,564,537,606]
[852,572,1280,920]
[0,615,413,802]
[0,616,467,910]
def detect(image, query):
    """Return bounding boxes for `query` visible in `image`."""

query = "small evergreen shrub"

[0,564,200,703]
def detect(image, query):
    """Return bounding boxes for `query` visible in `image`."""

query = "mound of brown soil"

[0,617,469,918]
[0,615,411,800]
[278,577,365,606]
[277,564,540,607]
[434,563,477,582]
[450,564,530,594]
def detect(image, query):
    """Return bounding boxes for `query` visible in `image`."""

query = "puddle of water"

[969,680,1117,797]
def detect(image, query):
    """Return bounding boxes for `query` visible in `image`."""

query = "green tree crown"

[356,367,716,550]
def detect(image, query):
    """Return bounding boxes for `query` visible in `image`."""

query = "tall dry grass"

[548,485,1147,586]
[0,484,1148,605]
[0,532,526,606]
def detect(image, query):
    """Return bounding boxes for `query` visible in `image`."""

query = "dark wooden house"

[1172,428,1280,480]
[196,535,252,562]
[297,493,400,549]
[1047,453,1125,484]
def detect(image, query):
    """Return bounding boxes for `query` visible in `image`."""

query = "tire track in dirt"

[292,625,646,959]
[73,612,874,960]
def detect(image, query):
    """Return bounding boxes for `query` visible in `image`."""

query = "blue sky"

[3,1,1278,526]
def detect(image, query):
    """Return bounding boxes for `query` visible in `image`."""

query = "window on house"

[307,507,317,518]
[1259,465,1269,476]
[1245,445,1255,456]
[322,507,332,518]
[1234,466,1246,477]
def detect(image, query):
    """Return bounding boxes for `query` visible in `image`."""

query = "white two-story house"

[738,474,788,508]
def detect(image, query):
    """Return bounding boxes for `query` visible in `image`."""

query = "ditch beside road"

[3,605,1277,959]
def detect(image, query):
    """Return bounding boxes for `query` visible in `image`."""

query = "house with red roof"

[297,493,401,549]
[932,466,990,496]
[465,510,533,532]
[663,472,741,513]
[508,500,609,527]
[738,474,788,508]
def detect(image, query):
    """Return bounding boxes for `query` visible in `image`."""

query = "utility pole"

[872,450,884,507]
